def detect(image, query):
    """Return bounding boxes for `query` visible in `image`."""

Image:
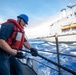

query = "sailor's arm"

[0,39,17,55]
[23,37,32,49]
[24,41,32,49]
[23,38,38,56]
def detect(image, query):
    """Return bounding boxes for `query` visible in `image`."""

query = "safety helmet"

[17,14,29,24]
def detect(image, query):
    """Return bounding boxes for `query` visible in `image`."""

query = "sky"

[0,0,76,39]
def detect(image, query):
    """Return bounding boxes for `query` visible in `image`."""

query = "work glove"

[15,51,25,59]
[30,48,38,56]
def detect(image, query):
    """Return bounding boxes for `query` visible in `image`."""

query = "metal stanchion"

[55,33,61,75]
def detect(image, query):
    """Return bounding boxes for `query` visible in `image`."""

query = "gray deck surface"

[20,62,37,75]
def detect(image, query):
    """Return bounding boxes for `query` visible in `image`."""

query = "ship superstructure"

[38,4,76,42]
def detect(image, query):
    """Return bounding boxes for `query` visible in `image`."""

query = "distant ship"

[38,4,76,43]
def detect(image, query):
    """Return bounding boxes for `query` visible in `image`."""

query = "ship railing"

[20,33,76,75]
[26,56,60,75]
[34,33,76,75]
[21,47,76,75]
[37,50,76,57]
[20,50,60,75]
[37,32,76,39]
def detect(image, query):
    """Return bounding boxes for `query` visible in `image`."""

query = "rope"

[22,50,76,75]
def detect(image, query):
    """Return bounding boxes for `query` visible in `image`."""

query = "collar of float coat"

[1,19,24,31]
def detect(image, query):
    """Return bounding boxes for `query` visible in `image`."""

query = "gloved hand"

[30,48,38,56]
[15,51,25,59]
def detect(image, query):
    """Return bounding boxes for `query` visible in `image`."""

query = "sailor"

[0,14,38,75]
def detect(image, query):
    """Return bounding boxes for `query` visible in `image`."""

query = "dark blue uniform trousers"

[0,52,23,75]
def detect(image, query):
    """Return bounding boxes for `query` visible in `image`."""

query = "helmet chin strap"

[19,19,22,26]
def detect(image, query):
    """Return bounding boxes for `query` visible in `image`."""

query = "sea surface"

[25,39,76,75]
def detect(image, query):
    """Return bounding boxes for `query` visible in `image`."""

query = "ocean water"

[27,39,76,75]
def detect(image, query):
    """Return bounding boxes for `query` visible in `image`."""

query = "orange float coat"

[2,19,25,50]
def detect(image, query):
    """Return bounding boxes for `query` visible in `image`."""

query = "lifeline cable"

[22,50,76,75]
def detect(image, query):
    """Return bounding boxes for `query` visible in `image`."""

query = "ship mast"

[67,3,76,15]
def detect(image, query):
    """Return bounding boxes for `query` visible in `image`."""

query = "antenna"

[67,3,76,8]
[67,3,76,14]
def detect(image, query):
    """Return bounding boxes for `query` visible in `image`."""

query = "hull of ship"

[41,34,76,43]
